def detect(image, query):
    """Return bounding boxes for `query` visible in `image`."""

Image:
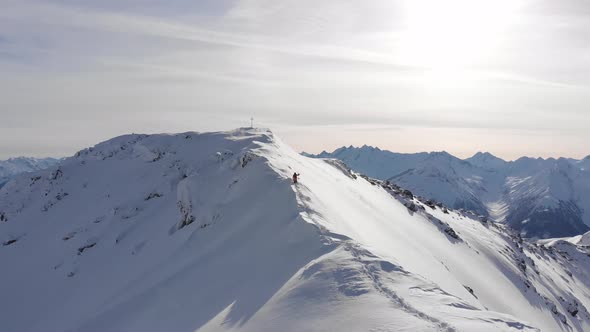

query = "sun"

[398,0,521,70]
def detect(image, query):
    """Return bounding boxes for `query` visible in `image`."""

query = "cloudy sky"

[1,0,590,160]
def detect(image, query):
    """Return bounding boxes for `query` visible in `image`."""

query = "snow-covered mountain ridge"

[0,156,60,188]
[308,146,590,238]
[2,128,590,331]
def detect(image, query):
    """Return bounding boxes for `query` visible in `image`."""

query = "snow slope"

[574,156,590,171]
[537,230,590,247]
[0,156,60,187]
[1,129,590,331]
[309,147,590,238]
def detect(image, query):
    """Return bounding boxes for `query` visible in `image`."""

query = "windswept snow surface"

[1,129,590,331]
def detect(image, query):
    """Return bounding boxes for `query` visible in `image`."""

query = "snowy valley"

[308,147,590,239]
[1,129,590,331]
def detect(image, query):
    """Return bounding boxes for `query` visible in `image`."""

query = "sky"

[1,0,590,160]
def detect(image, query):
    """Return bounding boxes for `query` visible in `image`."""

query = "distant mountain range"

[0,157,61,188]
[305,146,590,238]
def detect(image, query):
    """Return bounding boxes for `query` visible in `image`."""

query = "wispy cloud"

[1,0,590,159]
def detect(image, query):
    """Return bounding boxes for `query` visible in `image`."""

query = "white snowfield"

[1,128,589,332]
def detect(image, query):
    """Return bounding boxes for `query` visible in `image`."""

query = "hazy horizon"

[1,125,588,162]
[2,0,590,160]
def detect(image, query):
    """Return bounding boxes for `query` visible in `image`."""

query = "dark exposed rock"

[561,298,580,317]
[177,201,195,229]
[30,176,42,186]
[62,232,76,241]
[78,242,96,255]
[50,168,63,180]
[240,152,257,168]
[151,152,164,162]
[56,192,69,201]
[145,192,162,200]
[444,227,459,240]
[402,189,413,199]
[405,202,417,212]
[215,150,234,162]
[3,238,17,246]
[544,296,568,325]
[463,285,478,299]
[324,159,358,180]
[523,279,532,289]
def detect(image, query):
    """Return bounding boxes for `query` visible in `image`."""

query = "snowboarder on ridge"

[292,172,299,184]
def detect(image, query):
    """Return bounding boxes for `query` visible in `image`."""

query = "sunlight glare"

[399,0,521,69]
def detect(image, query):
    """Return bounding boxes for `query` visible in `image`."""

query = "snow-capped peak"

[465,151,507,169]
